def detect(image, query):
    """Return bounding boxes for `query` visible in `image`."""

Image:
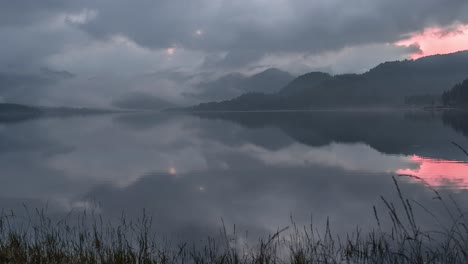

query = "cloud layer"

[1,0,468,105]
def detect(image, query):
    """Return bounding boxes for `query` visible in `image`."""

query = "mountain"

[279,72,332,96]
[189,51,468,111]
[442,78,468,107]
[189,73,245,101]
[245,68,296,93]
[189,68,295,101]
[112,92,176,110]
[192,93,281,111]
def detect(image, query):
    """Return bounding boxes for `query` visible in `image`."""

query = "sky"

[1,0,468,106]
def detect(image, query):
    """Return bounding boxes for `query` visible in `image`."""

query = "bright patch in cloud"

[169,167,177,175]
[195,29,203,36]
[65,9,98,25]
[166,47,176,55]
[396,24,468,59]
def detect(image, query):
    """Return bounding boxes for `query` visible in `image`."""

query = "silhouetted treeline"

[442,78,468,107]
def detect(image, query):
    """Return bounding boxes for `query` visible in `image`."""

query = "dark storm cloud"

[0,0,75,27]
[2,0,468,65]
[72,0,468,62]
[0,1,86,72]
[201,50,266,69]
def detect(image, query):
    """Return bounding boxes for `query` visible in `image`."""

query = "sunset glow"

[396,24,468,59]
[397,155,468,189]
[169,167,177,175]
[166,47,176,55]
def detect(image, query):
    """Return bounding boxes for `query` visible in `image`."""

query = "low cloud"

[0,1,468,105]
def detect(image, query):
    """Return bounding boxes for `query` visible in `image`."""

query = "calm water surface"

[1,110,468,241]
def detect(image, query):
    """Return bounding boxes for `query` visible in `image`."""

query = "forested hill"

[189,50,468,111]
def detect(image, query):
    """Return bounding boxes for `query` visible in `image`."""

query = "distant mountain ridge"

[278,72,332,96]
[112,92,176,110]
[189,51,468,111]
[188,68,295,101]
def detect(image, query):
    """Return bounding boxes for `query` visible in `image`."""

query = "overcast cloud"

[1,0,468,106]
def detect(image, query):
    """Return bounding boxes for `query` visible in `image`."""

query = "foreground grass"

[1,177,468,263]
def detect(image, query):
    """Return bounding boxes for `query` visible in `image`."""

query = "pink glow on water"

[397,155,468,189]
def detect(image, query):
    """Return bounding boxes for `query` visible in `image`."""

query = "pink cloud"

[396,24,468,59]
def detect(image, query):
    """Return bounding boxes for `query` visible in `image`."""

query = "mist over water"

[1,110,468,242]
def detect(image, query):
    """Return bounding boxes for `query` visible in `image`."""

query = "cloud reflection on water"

[1,111,468,241]
[397,155,468,189]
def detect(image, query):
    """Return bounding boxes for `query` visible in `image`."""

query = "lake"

[1,109,468,242]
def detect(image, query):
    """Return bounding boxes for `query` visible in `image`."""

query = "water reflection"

[194,110,468,159]
[398,155,468,189]
[0,110,468,241]
[193,110,468,191]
